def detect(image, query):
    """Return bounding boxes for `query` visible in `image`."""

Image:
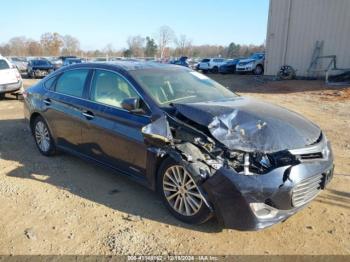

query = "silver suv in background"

[197,58,226,73]
[236,53,265,75]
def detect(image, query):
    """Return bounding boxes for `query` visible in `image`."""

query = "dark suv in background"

[27,59,54,78]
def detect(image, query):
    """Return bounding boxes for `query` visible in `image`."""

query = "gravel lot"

[0,75,349,255]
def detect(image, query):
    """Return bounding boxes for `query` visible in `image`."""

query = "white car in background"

[197,58,226,73]
[236,53,265,75]
[0,55,23,99]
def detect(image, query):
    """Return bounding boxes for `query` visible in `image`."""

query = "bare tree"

[40,32,63,56]
[103,43,115,59]
[127,35,145,57]
[26,40,43,56]
[0,44,11,56]
[175,34,192,57]
[156,25,175,59]
[61,35,80,55]
[8,36,27,56]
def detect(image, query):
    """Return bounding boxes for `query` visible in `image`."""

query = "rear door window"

[44,76,58,90]
[90,69,139,108]
[0,59,10,70]
[55,69,89,98]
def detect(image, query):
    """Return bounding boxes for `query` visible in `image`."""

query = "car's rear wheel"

[32,116,56,156]
[158,158,212,224]
[0,93,5,100]
[254,65,264,75]
[212,66,219,73]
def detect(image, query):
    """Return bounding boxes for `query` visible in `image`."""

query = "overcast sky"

[1,0,269,50]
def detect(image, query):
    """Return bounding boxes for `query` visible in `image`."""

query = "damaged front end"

[141,99,334,230]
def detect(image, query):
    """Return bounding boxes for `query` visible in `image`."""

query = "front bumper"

[202,140,334,231]
[33,69,52,77]
[236,65,253,72]
[0,80,23,94]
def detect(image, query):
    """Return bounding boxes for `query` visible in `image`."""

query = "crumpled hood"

[173,97,321,152]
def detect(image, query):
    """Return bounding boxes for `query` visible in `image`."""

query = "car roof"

[64,61,185,72]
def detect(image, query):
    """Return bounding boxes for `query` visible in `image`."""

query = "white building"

[265,0,350,77]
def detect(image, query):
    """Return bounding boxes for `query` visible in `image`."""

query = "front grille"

[299,152,323,160]
[292,174,323,207]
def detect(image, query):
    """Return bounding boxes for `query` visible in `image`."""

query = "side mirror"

[121,97,144,114]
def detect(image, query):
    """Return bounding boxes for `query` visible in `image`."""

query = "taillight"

[15,71,22,81]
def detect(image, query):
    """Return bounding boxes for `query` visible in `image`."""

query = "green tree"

[144,37,157,57]
[123,49,132,57]
[226,42,240,58]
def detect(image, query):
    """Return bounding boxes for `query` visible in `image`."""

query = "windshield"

[32,60,51,66]
[249,53,264,60]
[130,69,237,106]
[68,59,82,64]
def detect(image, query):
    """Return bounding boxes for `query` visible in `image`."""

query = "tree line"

[0,25,264,59]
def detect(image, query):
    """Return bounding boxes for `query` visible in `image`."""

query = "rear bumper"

[0,80,23,94]
[202,141,334,230]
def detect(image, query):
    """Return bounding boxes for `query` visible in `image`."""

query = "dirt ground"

[0,75,349,255]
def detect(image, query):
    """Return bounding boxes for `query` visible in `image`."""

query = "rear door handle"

[82,110,94,120]
[43,98,51,106]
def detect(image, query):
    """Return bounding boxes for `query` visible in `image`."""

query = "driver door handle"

[82,110,94,120]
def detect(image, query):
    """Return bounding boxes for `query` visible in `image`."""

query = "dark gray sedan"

[23,62,334,230]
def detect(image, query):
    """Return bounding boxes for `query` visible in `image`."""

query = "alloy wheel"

[163,165,203,216]
[35,121,51,152]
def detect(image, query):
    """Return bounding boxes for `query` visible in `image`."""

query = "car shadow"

[0,118,221,233]
[315,188,350,210]
[0,94,20,101]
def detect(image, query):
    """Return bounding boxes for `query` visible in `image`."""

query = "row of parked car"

[170,53,265,75]
[195,53,265,75]
[8,56,84,79]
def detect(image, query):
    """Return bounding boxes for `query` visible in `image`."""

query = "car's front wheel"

[158,158,212,224]
[32,116,56,156]
[253,65,264,75]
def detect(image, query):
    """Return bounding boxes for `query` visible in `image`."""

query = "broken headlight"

[228,150,299,175]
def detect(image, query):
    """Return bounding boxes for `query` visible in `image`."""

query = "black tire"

[0,93,5,100]
[211,66,219,73]
[31,115,56,156]
[253,65,264,75]
[202,69,208,74]
[157,157,212,225]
